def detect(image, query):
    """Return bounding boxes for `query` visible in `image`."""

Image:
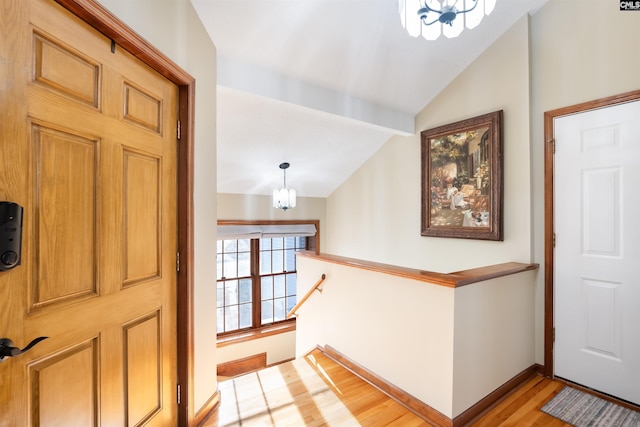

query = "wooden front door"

[0,0,179,424]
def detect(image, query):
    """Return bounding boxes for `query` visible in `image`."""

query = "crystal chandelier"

[273,162,297,211]
[398,0,496,40]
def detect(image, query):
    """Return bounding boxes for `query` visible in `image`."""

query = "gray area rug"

[541,386,640,427]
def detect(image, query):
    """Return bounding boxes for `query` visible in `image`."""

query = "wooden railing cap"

[297,252,538,288]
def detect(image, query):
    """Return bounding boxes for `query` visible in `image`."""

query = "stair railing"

[286,274,326,318]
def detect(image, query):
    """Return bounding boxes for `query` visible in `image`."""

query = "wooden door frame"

[53,1,197,425]
[543,89,640,377]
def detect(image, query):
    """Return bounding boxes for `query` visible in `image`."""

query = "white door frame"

[543,89,640,378]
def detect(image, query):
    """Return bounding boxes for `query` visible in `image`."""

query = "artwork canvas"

[421,110,503,240]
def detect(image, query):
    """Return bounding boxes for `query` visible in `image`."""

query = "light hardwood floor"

[202,349,573,426]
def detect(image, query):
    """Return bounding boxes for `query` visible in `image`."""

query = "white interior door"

[554,100,640,405]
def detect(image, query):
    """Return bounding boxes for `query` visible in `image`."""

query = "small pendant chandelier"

[398,0,496,40]
[273,162,297,211]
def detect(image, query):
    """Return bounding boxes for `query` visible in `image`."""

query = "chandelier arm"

[420,3,443,14]
[421,15,443,26]
[455,0,479,14]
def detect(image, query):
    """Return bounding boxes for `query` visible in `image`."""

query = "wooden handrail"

[286,274,326,318]
[297,252,538,288]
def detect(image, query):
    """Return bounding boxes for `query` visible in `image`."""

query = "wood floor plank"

[470,377,571,427]
[202,350,577,427]
[204,350,429,426]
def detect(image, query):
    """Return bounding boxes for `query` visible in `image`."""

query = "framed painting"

[421,110,503,240]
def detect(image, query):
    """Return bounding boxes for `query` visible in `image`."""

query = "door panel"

[33,31,101,108]
[124,311,162,426]
[123,150,161,286]
[31,124,98,307]
[29,338,99,426]
[123,83,163,134]
[554,100,640,405]
[0,0,178,424]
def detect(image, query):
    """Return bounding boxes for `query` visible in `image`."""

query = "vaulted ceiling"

[191,0,548,198]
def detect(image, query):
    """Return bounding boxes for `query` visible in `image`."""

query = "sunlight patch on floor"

[305,353,342,395]
[215,358,360,426]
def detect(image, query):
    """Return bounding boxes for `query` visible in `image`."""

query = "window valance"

[217,223,316,240]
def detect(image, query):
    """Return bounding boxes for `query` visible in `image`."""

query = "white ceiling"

[191,0,548,198]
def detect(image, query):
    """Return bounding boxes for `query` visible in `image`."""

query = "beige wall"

[325,17,532,273]
[97,0,219,413]
[295,255,456,417]
[327,0,640,371]
[218,193,326,224]
[326,14,532,269]
[529,0,640,363]
[452,273,536,416]
[216,331,296,367]
[295,256,536,419]
[319,16,537,418]
[218,192,327,258]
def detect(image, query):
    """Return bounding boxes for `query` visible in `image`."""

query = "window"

[259,236,304,325]
[216,221,318,336]
[216,239,253,332]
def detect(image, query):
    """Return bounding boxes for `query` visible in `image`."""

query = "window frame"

[216,220,320,340]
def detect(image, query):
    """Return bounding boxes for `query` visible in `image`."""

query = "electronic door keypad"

[0,202,23,271]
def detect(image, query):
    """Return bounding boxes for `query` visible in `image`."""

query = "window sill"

[217,321,296,348]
